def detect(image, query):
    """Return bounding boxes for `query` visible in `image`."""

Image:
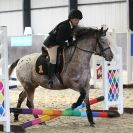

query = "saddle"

[35,47,64,77]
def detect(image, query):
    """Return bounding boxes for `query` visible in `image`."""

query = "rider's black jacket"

[43,20,75,47]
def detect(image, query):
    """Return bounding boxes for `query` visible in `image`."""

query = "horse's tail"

[8,59,20,77]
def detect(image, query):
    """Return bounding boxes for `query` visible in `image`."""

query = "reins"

[66,37,111,65]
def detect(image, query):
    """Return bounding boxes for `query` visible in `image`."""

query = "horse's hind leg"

[26,98,46,125]
[71,89,86,109]
[25,83,39,119]
[14,90,26,121]
[26,98,38,119]
[25,84,46,125]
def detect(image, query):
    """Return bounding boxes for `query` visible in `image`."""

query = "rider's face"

[70,18,80,26]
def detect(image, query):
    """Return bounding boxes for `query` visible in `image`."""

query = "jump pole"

[76,96,104,109]
[9,77,17,89]
[9,96,104,129]
[10,96,118,130]
[13,108,119,129]
[10,108,120,117]
[9,85,17,89]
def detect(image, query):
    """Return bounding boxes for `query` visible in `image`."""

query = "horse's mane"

[74,26,98,41]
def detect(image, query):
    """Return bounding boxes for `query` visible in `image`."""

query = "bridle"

[75,35,111,54]
[66,31,111,64]
[97,38,111,53]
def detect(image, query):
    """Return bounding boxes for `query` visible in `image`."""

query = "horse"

[9,26,113,127]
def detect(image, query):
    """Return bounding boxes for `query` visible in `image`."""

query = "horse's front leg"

[71,89,86,109]
[84,91,95,127]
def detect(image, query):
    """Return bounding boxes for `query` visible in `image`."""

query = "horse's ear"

[100,27,104,32]
[99,27,108,36]
[105,28,108,33]
[103,28,108,36]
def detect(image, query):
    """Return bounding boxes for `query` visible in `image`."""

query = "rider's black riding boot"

[48,63,56,88]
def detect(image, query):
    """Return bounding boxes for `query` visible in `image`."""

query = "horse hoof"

[71,103,77,109]
[90,122,95,127]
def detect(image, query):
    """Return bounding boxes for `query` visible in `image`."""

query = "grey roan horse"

[9,27,113,127]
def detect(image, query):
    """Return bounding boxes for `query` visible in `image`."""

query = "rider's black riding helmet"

[68,9,83,20]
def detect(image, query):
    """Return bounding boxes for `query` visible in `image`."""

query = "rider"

[43,9,83,88]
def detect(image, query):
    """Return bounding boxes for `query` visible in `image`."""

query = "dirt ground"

[7,86,133,133]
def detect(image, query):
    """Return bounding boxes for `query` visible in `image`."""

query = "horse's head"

[95,27,113,61]
[74,26,113,61]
